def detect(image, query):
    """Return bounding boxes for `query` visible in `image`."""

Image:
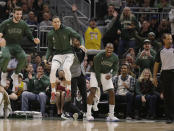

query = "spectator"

[39,12,52,29]
[149,15,159,35]
[33,0,44,23]
[113,64,136,119]
[23,63,35,81]
[135,68,157,120]
[21,64,50,116]
[25,11,38,25]
[118,7,139,58]
[2,79,18,101]
[55,70,66,116]
[157,19,171,39]
[14,73,26,97]
[21,3,29,20]
[139,20,151,38]
[72,4,101,49]
[102,10,121,53]
[126,0,137,7]
[106,0,122,10]
[136,39,156,73]
[156,0,171,8]
[148,32,162,52]
[33,55,42,73]
[169,7,174,39]
[103,4,115,26]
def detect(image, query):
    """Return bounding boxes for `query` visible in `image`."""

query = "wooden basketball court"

[1,119,174,131]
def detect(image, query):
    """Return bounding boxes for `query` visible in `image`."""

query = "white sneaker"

[11,73,19,87]
[92,104,99,111]
[86,113,94,121]
[106,113,119,121]
[1,72,7,87]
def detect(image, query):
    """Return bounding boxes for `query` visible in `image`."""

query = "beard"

[14,16,21,22]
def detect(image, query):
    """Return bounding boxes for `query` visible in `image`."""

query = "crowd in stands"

[0,0,174,121]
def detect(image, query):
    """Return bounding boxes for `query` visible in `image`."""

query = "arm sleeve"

[27,78,34,92]
[93,54,102,84]
[45,33,53,61]
[40,75,50,89]
[0,20,6,34]
[73,11,88,33]
[111,55,119,76]
[24,22,34,42]
[67,27,85,46]
[135,81,143,95]
[128,77,136,92]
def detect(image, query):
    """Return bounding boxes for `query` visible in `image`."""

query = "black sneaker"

[61,112,71,120]
[166,119,173,124]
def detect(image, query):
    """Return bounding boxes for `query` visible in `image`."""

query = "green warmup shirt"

[0,18,34,45]
[27,75,50,94]
[91,51,119,84]
[45,25,84,60]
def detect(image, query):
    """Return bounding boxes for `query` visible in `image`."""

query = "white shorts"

[90,72,114,92]
[50,53,74,83]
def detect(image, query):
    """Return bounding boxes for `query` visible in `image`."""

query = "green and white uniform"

[90,51,119,91]
[46,25,84,83]
[0,18,34,73]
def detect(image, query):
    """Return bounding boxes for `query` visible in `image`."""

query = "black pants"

[63,101,83,119]
[160,70,174,120]
[115,92,134,116]
[71,74,87,112]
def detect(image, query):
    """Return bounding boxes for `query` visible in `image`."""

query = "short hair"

[13,7,22,13]
[52,16,60,21]
[89,17,97,22]
[37,64,44,69]
[106,43,114,47]
[121,64,129,69]
[162,33,171,40]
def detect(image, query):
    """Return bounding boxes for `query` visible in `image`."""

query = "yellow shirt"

[85,27,102,50]
[16,81,24,96]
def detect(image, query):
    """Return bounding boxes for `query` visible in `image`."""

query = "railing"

[63,16,89,31]
[26,25,107,53]
[129,7,171,21]
[63,0,91,18]
[93,0,171,21]
[37,26,53,52]
[21,25,39,53]
[48,0,91,20]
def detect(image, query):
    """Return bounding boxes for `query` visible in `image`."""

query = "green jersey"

[91,51,119,84]
[45,25,84,60]
[0,18,34,45]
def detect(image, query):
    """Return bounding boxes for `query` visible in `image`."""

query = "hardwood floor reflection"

[1,119,174,131]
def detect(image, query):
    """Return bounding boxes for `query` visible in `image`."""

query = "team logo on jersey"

[53,37,56,43]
